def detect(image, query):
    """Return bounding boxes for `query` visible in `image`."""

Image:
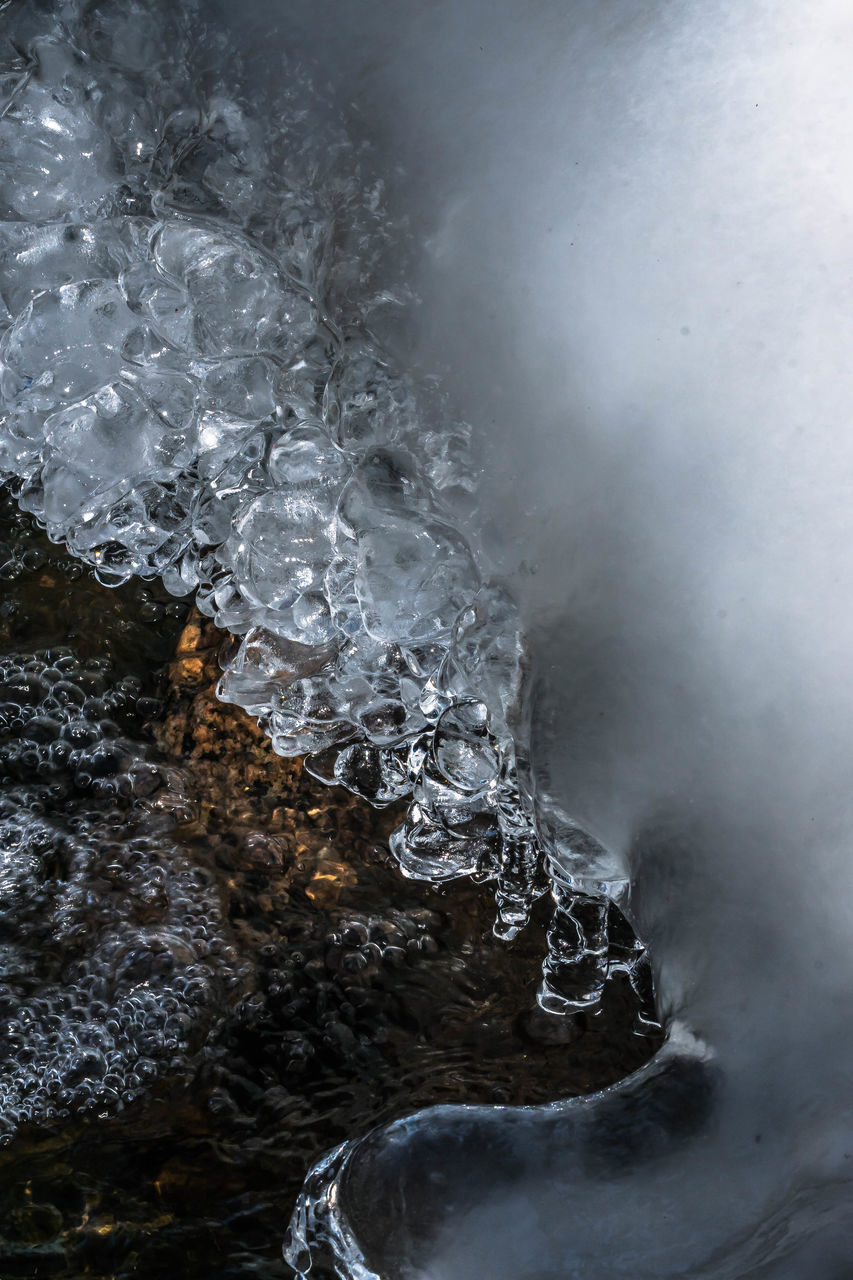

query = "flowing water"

[0,492,654,1277]
[3,1,853,1277]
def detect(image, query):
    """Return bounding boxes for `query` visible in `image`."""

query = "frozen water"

[0,0,600,1037]
[266,0,853,1276]
[151,222,315,359]
[9,0,853,1277]
[433,701,500,795]
[0,220,150,319]
[0,38,115,222]
[1,280,138,412]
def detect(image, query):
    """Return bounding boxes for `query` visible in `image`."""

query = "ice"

[218,626,337,716]
[119,257,195,352]
[198,356,277,421]
[333,446,482,641]
[353,520,478,642]
[226,488,336,635]
[80,0,187,75]
[0,40,114,222]
[0,220,150,318]
[268,423,349,489]
[324,340,413,450]
[44,383,180,483]
[432,700,501,794]
[152,222,315,359]
[271,0,853,1275]
[390,800,489,881]
[1,280,138,413]
[446,585,525,736]
[0,405,43,481]
[0,0,692,1264]
[538,886,610,1014]
[337,446,438,532]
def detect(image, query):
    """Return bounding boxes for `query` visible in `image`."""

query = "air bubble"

[0,646,237,1140]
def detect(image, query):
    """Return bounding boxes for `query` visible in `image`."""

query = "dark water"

[0,489,658,1278]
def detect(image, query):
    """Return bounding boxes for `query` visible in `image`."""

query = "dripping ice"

[7,1,853,1277]
[271,1,853,1276]
[0,0,653,1075]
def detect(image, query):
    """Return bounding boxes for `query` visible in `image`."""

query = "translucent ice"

[151,222,315,359]
[0,39,115,222]
[268,0,853,1275]
[1,0,600,1034]
[1,280,138,413]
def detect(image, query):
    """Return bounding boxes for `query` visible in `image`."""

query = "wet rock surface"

[0,498,660,1278]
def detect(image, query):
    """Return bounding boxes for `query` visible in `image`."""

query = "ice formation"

[269,0,853,1275]
[10,0,853,1277]
[0,0,653,1034]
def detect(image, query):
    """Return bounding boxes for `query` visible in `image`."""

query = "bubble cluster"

[0,0,653,1019]
[0,646,236,1142]
[224,907,444,1097]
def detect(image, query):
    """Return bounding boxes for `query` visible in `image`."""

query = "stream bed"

[0,492,658,1278]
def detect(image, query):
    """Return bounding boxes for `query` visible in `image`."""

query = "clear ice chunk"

[41,382,186,522]
[0,220,150,319]
[432,699,501,795]
[1,280,138,413]
[152,222,315,359]
[0,40,115,222]
[355,519,480,643]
